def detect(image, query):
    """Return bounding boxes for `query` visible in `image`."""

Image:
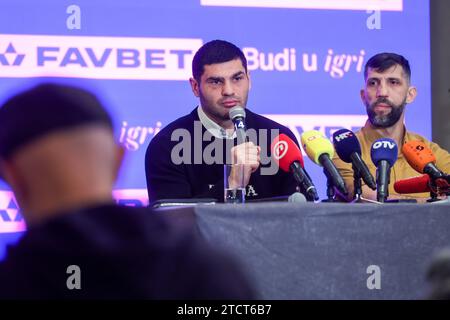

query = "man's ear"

[360,89,365,103]
[406,86,417,104]
[189,77,200,97]
[247,71,251,91]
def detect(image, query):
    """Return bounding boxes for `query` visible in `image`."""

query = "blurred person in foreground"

[0,83,254,299]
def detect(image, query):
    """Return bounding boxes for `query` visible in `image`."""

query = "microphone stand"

[322,169,338,202]
[427,178,439,202]
[376,161,390,203]
[290,162,319,202]
[352,163,363,203]
[426,174,450,203]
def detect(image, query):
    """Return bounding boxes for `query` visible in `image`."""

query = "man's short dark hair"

[192,40,247,82]
[0,83,113,160]
[364,52,411,82]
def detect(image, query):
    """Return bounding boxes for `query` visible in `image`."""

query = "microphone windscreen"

[301,130,335,165]
[393,174,430,194]
[332,129,362,163]
[228,106,246,120]
[288,192,307,203]
[271,134,304,172]
[370,138,398,167]
[402,140,436,174]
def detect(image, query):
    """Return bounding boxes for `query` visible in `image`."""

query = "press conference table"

[157,201,450,299]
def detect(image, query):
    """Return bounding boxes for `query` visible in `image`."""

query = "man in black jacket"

[146,40,299,204]
[0,83,254,299]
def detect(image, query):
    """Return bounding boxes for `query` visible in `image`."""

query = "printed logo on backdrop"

[264,114,367,146]
[0,35,366,79]
[119,121,163,151]
[0,191,26,233]
[120,115,367,152]
[0,43,25,66]
[0,35,202,80]
[0,190,148,234]
[200,0,403,11]
[243,47,366,79]
[112,189,149,207]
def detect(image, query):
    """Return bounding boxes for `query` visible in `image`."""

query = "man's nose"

[222,81,235,96]
[376,82,388,97]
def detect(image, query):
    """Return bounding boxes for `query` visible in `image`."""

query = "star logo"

[0,192,26,233]
[0,43,25,66]
[0,198,23,222]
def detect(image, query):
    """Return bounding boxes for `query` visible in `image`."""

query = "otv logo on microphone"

[372,140,396,149]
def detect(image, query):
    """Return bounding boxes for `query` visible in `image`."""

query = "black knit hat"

[0,83,113,160]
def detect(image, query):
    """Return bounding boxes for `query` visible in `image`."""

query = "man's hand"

[228,142,261,188]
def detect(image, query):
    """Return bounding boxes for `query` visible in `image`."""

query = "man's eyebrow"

[367,76,402,82]
[387,77,402,81]
[205,71,245,82]
[205,76,224,82]
[232,71,245,78]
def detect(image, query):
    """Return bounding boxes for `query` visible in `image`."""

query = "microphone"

[402,141,446,180]
[229,106,246,144]
[271,134,319,201]
[301,130,348,196]
[246,192,307,203]
[394,174,431,194]
[370,138,398,202]
[288,192,307,203]
[332,129,376,190]
[394,174,450,195]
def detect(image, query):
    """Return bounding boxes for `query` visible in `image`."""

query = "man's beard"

[365,97,406,128]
